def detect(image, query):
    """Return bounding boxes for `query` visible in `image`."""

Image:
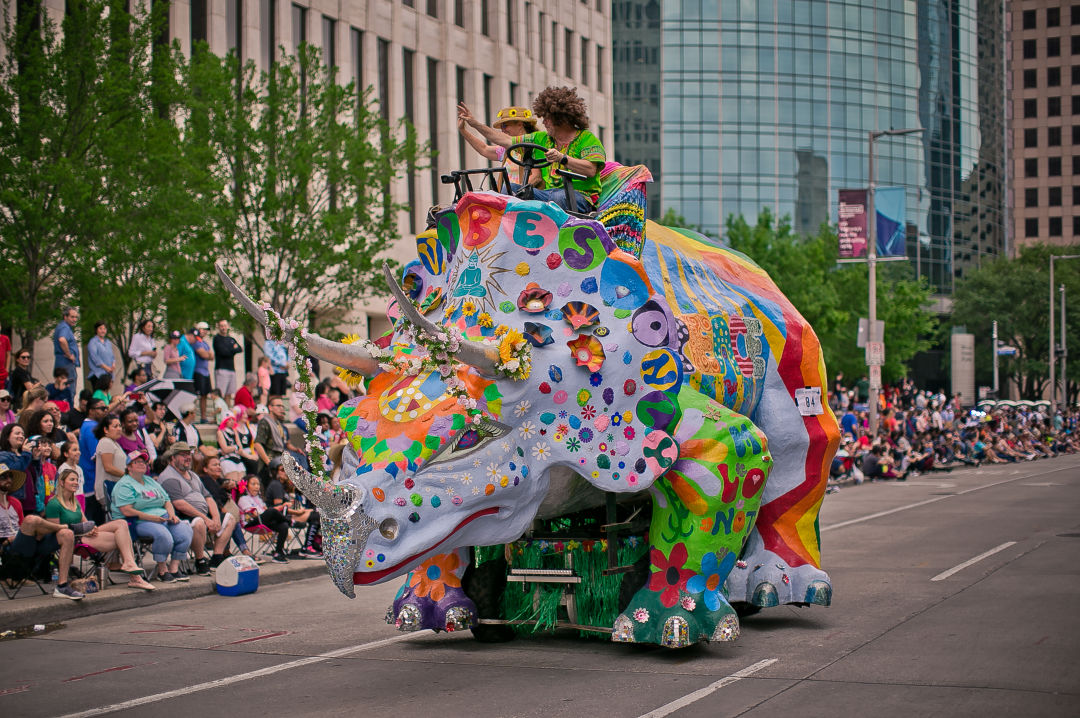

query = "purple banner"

[838,189,868,259]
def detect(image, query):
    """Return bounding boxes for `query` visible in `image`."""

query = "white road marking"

[930,542,1017,582]
[636,658,777,718]
[822,468,1072,533]
[57,633,422,718]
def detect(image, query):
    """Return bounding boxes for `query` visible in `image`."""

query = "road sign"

[866,341,885,366]
[869,365,881,390]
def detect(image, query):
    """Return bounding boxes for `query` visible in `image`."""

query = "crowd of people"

[0,308,362,601]
[827,375,1079,488]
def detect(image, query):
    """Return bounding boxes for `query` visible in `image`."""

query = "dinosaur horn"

[382,262,500,377]
[215,262,380,377]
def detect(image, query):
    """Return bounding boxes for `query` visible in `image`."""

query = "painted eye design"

[424,417,511,468]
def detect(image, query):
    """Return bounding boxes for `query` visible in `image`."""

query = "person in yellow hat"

[457,105,539,189]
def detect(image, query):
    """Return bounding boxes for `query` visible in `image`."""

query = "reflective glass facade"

[617,0,1006,294]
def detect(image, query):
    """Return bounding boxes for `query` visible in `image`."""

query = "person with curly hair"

[458,86,606,212]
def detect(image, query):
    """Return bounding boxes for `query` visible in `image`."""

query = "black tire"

[463,553,516,643]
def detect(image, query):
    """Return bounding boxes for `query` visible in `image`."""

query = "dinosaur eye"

[424,418,511,468]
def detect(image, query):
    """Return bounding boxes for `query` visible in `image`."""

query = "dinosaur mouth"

[351,506,499,585]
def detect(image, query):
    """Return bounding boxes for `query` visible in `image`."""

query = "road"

[3,455,1079,717]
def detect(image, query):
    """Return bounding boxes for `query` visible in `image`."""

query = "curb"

[0,560,328,631]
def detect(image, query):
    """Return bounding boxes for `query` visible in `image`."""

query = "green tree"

[723,209,937,384]
[952,244,1080,401]
[186,44,425,330]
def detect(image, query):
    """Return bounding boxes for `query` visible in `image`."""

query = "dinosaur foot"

[612,587,740,649]
[388,584,478,633]
[724,544,832,608]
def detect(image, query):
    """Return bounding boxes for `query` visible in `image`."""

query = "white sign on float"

[794,387,824,416]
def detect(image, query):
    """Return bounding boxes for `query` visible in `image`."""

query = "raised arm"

[458,118,502,162]
[458,102,513,148]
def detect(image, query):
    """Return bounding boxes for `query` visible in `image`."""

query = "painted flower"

[648,543,696,608]
[531,442,551,459]
[566,437,581,452]
[514,400,532,417]
[461,300,478,317]
[408,552,462,602]
[486,463,499,479]
[567,334,605,372]
[581,405,597,420]
[460,473,473,484]
[589,372,603,387]
[686,549,736,611]
[557,423,570,435]
[633,607,650,624]
[578,427,593,443]
[680,594,697,612]
[494,324,509,337]
[624,426,635,440]
[518,421,536,439]
[477,312,494,328]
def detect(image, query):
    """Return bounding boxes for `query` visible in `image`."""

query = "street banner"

[874,186,907,257]
[838,189,867,259]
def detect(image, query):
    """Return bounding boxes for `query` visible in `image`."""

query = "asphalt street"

[3,454,1078,718]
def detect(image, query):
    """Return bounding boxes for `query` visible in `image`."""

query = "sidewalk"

[0,558,328,632]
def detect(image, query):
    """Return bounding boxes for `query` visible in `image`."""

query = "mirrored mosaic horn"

[215,262,381,376]
[381,262,501,376]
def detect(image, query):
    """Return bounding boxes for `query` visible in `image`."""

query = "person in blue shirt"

[52,307,80,380]
[190,327,213,423]
[263,339,290,397]
[45,367,74,410]
[87,321,117,393]
[77,398,108,524]
[177,331,196,380]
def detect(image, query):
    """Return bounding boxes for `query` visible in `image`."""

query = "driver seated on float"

[456,85,606,213]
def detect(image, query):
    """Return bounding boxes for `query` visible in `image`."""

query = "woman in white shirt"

[129,320,157,376]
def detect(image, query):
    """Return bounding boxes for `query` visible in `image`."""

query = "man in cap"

[0,464,83,599]
[158,442,234,575]
[173,403,201,448]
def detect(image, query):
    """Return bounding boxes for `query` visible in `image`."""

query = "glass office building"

[614,0,1006,295]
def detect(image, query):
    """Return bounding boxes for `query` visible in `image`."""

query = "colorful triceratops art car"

[218,162,840,649]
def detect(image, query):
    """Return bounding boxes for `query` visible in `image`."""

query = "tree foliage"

[719,209,937,383]
[187,44,424,329]
[951,244,1080,402]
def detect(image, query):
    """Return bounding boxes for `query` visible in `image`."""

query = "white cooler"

[215,555,260,596]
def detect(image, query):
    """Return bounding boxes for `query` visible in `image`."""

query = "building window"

[1024,69,1037,88]
[1049,156,1062,175]
[581,37,589,86]
[481,0,489,36]
[482,73,493,130]
[428,57,439,203]
[1075,186,1080,204]
[1050,126,1062,145]
[1073,65,1080,83]
[1049,96,1062,116]
[427,0,437,17]
[1025,187,1039,207]
[538,13,546,67]
[1024,127,1038,147]
[403,48,416,232]
[551,20,557,68]
[1074,155,1080,173]
[1074,125,1080,143]
[292,3,307,51]
[1023,9,1036,29]
[377,38,390,121]
[1049,216,1063,236]
[1023,39,1037,58]
[1049,37,1061,57]
[1025,218,1039,237]
[261,0,276,69]
[1049,7,1060,27]
[322,16,336,69]
[509,80,518,105]
[404,0,414,7]
[351,28,363,95]
[597,44,604,86]
[506,0,514,45]
[565,28,573,78]
[191,0,208,47]
[1024,98,1038,117]
[455,0,464,26]
[1049,186,1062,206]
[1074,5,1080,24]
[524,2,531,57]
[1049,67,1061,86]
[1074,217,1080,236]
[1073,35,1080,53]
[226,0,242,55]
[1025,157,1038,177]
[455,65,466,165]
[1073,95,1080,113]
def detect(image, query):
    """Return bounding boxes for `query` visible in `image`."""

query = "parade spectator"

[159,441,232,575]
[10,349,37,409]
[163,331,183,378]
[177,329,196,380]
[17,386,47,429]
[0,390,15,430]
[253,396,295,480]
[208,388,230,426]
[117,408,148,457]
[264,459,321,558]
[93,414,127,507]
[263,340,289,397]
[172,403,201,447]
[190,327,213,422]
[63,389,92,434]
[112,451,192,583]
[26,409,65,457]
[46,467,156,590]
[140,402,167,461]
[216,412,249,482]
[46,367,74,411]
[238,475,290,563]
[0,465,83,599]
[87,321,117,393]
[129,320,158,375]
[234,373,258,411]
[196,450,254,567]
[256,356,272,398]
[52,307,80,380]
[78,398,108,524]
[0,321,10,392]
[212,320,243,405]
[58,439,85,511]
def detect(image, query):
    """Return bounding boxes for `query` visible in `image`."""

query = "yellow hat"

[493,106,538,132]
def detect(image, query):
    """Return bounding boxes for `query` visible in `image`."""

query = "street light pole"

[867,127,923,436]
[1049,254,1080,417]
[992,320,998,396]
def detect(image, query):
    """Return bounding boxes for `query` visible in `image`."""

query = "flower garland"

[262,305,329,482]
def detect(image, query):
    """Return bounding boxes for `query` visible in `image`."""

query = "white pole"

[1062,283,1067,407]
[868,131,878,435]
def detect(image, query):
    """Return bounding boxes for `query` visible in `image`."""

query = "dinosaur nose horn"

[216,262,380,376]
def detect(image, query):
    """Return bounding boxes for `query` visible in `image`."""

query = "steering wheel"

[505,142,553,174]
